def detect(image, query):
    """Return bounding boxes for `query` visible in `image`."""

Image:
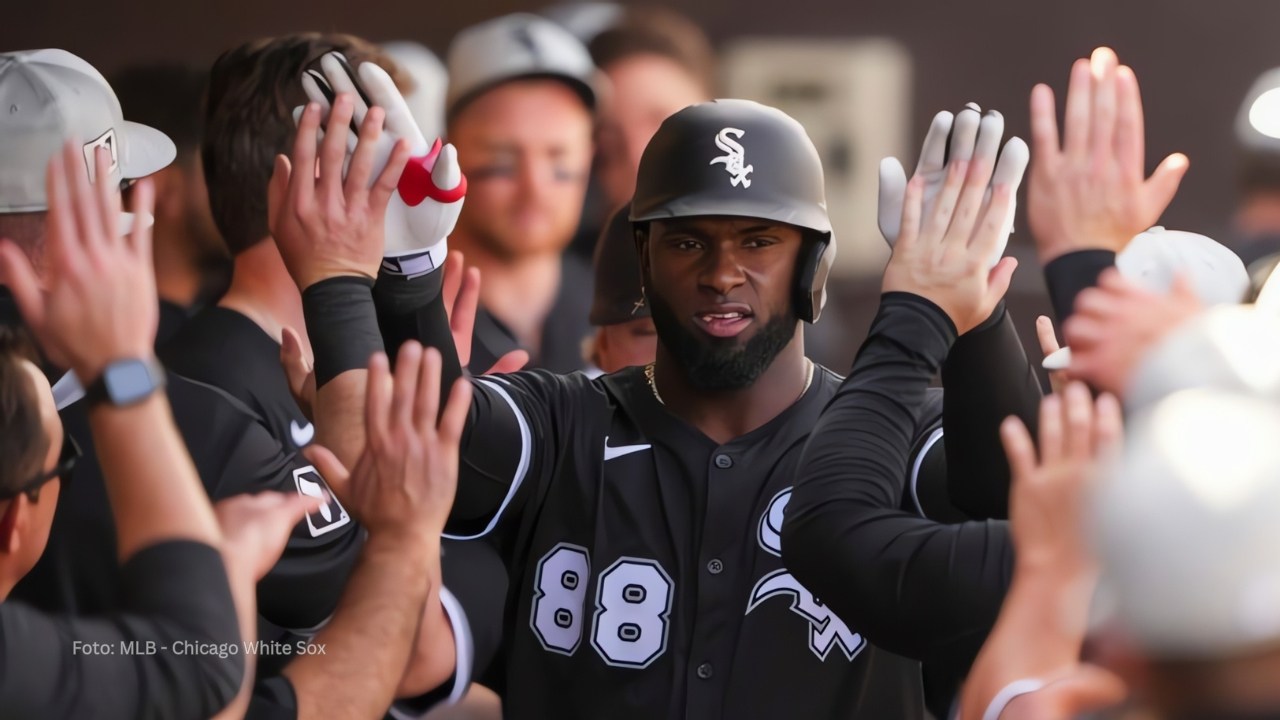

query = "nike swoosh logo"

[604,436,651,462]
[291,419,316,447]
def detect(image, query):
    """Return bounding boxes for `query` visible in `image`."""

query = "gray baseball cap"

[445,13,599,120]
[0,49,176,214]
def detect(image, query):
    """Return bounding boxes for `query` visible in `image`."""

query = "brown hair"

[112,63,209,166]
[201,33,411,255]
[0,326,48,498]
[588,6,715,94]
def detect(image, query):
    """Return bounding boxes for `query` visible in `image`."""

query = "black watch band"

[85,357,167,408]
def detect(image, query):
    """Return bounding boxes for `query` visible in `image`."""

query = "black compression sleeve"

[1043,250,1117,323]
[0,541,242,720]
[941,302,1043,519]
[303,277,384,387]
[373,267,464,398]
[783,293,1012,667]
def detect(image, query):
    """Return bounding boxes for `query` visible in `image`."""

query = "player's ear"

[633,223,651,282]
[0,498,24,554]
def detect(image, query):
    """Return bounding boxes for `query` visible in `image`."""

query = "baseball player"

[275,57,1046,713]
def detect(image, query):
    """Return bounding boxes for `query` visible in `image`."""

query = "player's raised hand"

[1027,47,1189,263]
[1062,269,1201,396]
[879,103,1023,269]
[440,250,529,374]
[215,491,323,585]
[1001,382,1122,573]
[267,94,412,291]
[301,52,466,268]
[0,141,158,381]
[302,341,471,541]
[881,108,1029,334]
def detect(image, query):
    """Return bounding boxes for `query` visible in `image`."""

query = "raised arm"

[1028,47,1188,324]
[283,343,471,720]
[958,383,1122,720]
[0,143,242,718]
[784,112,1025,672]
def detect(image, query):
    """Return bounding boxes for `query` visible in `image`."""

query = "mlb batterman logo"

[710,127,753,188]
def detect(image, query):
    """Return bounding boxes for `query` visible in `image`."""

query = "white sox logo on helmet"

[710,127,753,188]
[747,488,867,661]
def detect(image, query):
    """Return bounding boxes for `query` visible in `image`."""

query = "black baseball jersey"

[445,364,950,719]
[468,254,594,374]
[158,304,508,708]
[13,372,361,636]
[161,307,316,451]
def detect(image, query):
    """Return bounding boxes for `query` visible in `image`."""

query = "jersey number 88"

[531,543,674,669]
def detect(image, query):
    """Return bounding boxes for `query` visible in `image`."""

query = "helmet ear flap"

[794,231,835,323]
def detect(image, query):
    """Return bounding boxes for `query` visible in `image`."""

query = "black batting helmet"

[630,98,835,323]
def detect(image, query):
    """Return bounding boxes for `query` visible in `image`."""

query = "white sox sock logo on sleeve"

[710,127,753,188]
[748,488,867,661]
[292,466,351,537]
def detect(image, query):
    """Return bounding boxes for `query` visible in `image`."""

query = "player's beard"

[647,285,796,391]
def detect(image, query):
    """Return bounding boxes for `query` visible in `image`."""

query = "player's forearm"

[284,533,438,719]
[396,551,457,698]
[959,564,1097,720]
[942,304,1043,520]
[314,370,371,470]
[303,276,384,468]
[784,294,1012,660]
[373,266,463,388]
[88,393,222,559]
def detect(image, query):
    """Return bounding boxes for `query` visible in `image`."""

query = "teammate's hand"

[881,109,1028,334]
[280,326,316,422]
[1062,269,1201,396]
[1001,382,1121,574]
[440,251,530,374]
[1027,47,1189,264]
[1036,316,1068,395]
[302,342,471,542]
[267,96,411,291]
[215,491,323,585]
[302,52,466,265]
[997,665,1128,720]
[0,142,159,382]
[879,103,1025,269]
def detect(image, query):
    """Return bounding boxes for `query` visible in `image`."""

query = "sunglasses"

[2,433,80,502]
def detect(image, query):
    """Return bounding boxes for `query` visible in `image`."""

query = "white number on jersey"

[590,558,674,668]
[530,543,592,655]
[530,548,675,668]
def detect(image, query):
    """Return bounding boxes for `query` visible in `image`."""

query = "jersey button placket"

[696,662,714,680]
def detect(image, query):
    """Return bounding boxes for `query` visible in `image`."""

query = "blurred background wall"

[6,0,1277,364]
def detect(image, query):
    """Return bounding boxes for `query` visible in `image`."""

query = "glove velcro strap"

[399,139,467,206]
[381,242,449,277]
[302,276,385,387]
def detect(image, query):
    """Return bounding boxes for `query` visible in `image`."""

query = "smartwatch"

[85,357,167,408]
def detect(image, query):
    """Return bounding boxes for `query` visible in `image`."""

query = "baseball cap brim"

[448,72,598,121]
[119,120,176,180]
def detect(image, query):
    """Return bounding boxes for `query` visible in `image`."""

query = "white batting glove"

[878,103,1029,268]
[300,52,466,275]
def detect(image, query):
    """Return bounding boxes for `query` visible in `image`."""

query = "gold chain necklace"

[644,360,814,406]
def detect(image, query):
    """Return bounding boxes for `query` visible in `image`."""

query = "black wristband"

[302,276,385,388]
[374,261,445,315]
